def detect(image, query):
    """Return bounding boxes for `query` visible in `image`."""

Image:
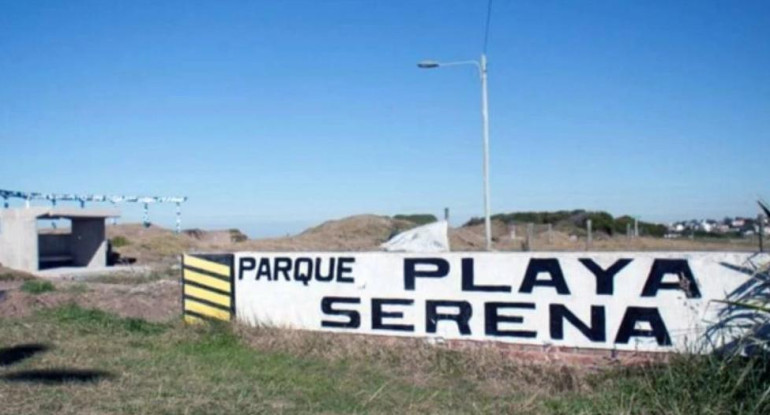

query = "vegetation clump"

[465,209,668,237]
[20,280,56,294]
[110,236,130,248]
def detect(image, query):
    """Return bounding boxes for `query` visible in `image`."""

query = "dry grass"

[1,304,769,414]
[235,324,591,398]
[0,306,562,414]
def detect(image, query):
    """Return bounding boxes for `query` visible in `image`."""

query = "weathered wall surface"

[0,211,39,271]
[230,252,768,353]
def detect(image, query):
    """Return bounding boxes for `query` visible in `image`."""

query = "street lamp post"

[418,53,493,251]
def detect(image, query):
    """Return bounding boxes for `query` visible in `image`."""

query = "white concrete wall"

[233,252,769,353]
[0,211,39,271]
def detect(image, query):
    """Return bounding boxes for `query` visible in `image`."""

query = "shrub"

[111,236,130,248]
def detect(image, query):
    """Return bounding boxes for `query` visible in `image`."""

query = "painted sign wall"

[186,252,768,353]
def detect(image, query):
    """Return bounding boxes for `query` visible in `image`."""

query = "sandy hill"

[104,213,757,265]
[106,215,419,262]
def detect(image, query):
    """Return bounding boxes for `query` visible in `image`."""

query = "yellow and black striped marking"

[182,254,234,324]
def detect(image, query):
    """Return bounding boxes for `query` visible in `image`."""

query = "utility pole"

[480,53,492,251]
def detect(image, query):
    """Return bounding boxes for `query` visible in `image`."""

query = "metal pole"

[143,203,149,228]
[480,53,492,251]
[759,214,765,253]
[444,207,449,222]
[634,217,639,238]
[176,202,182,234]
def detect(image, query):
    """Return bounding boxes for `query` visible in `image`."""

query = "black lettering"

[372,298,414,332]
[549,304,606,342]
[614,307,672,346]
[274,257,292,281]
[321,297,361,328]
[461,258,511,292]
[314,257,335,282]
[426,300,472,335]
[336,257,355,283]
[579,258,632,295]
[519,259,570,294]
[238,257,256,280]
[641,259,701,298]
[295,257,313,278]
[256,257,272,281]
[294,257,312,285]
[484,302,536,338]
[404,258,449,290]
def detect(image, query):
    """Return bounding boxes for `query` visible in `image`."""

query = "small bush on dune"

[110,236,130,247]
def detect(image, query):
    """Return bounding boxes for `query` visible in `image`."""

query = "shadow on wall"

[705,254,770,355]
[0,343,113,384]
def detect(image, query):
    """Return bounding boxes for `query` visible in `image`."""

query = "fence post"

[547,223,553,244]
[626,223,631,238]
[634,217,639,238]
[757,213,765,252]
[525,223,533,252]
[586,219,593,251]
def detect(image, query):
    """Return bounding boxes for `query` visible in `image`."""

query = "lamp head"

[417,60,440,69]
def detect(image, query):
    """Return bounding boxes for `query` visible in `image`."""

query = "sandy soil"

[0,278,180,322]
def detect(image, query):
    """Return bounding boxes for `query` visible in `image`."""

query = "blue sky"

[1,0,768,236]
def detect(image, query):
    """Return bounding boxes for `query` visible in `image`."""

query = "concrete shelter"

[0,207,119,272]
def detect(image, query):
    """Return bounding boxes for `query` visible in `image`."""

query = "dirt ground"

[0,276,179,322]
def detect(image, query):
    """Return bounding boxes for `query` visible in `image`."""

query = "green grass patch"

[20,280,56,294]
[39,303,167,335]
[109,236,130,247]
